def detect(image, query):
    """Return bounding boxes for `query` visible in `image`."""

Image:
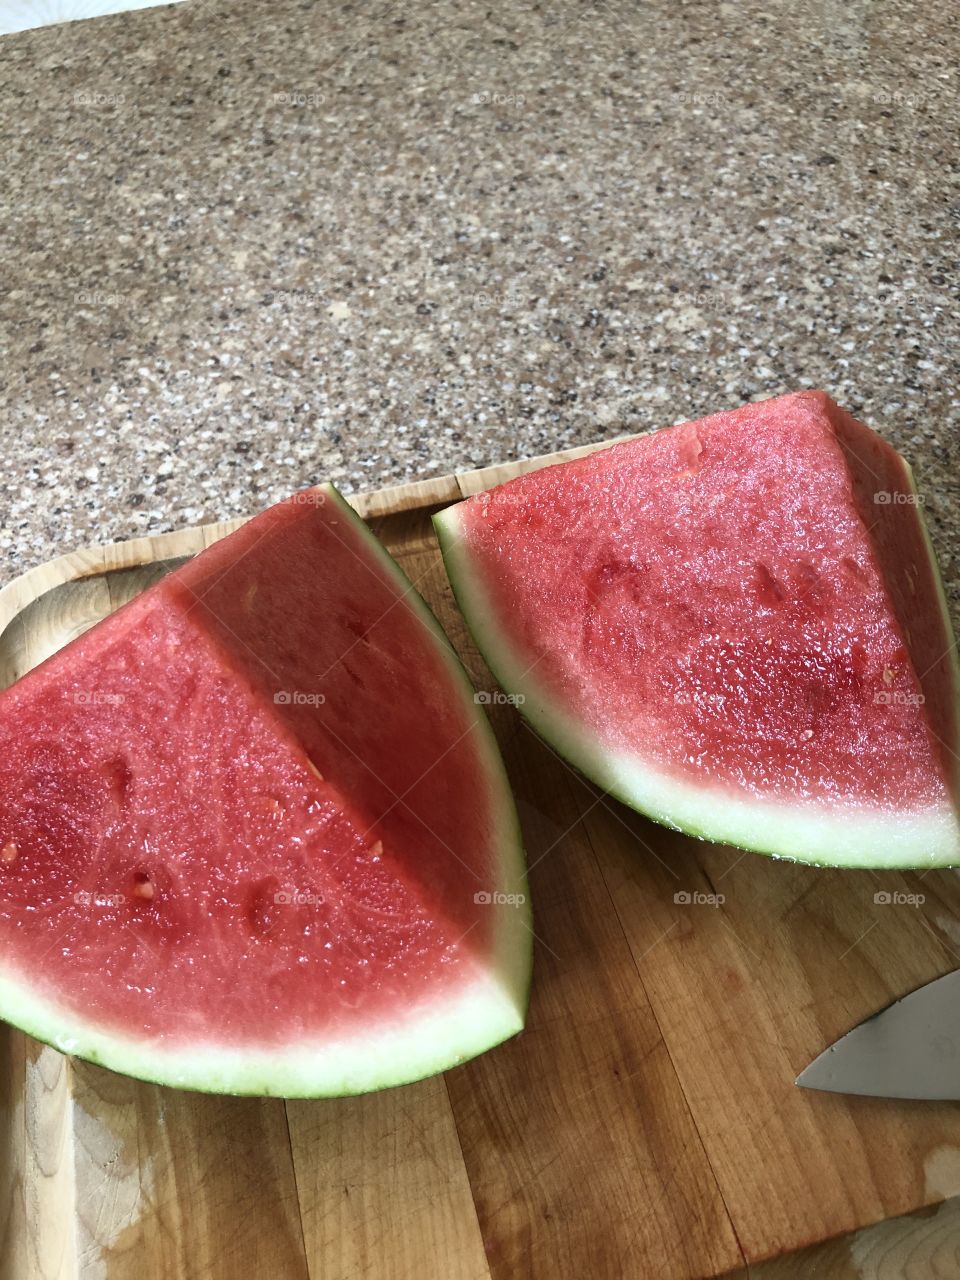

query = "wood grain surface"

[2,448,960,1279]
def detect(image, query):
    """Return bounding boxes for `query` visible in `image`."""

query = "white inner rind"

[0,484,532,1096]
[0,966,523,1097]
[435,505,960,869]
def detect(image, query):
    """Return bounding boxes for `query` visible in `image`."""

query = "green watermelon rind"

[0,484,532,1097]
[0,972,529,1097]
[433,468,960,871]
[905,460,960,807]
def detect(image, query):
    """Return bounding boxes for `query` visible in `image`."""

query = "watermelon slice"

[435,392,960,868]
[0,486,530,1095]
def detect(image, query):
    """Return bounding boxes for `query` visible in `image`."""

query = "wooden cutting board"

[2,441,960,1280]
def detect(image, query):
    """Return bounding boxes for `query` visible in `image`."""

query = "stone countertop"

[0,0,957,602]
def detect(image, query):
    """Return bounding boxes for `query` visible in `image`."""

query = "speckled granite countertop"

[1,0,957,600]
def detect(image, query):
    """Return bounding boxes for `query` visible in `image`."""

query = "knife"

[797,970,960,1100]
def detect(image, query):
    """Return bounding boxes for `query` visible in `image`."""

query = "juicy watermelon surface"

[0,486,530,1094]
[436,392,960,867]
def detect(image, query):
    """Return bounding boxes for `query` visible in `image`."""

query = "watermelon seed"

[754,562,785,606]
[246,877,282,936]
[370,840,383,861]
[101,757,131,807]
[841,555,869,588]
[344,614,371,644]
[800,729,814,741]
[132,872,154,900]
[1,841,17,863]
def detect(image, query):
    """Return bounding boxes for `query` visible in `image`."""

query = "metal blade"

[797,970,960,1100]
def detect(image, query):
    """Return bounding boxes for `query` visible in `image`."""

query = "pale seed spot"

[1,841,17,863]
[133,874,154,900]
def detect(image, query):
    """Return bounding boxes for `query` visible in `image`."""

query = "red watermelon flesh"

[435,391,960,867]
[0,486,530,1095]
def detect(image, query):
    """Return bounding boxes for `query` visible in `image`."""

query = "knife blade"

[797,970,960,1100]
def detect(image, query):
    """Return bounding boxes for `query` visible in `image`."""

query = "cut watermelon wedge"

[0,485,530,1095]
[435,392,960,868]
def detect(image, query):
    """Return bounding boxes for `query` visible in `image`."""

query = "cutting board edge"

[0,433,632,633]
